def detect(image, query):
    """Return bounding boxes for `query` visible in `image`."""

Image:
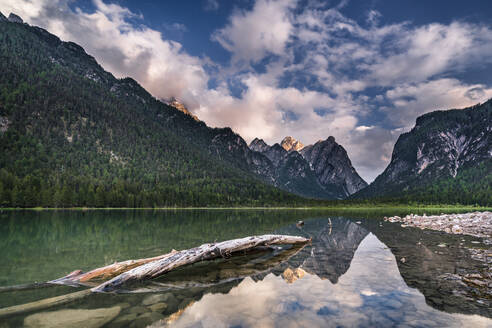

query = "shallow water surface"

[0,210,490,327]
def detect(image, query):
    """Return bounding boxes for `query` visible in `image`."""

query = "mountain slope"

[0,14,305,207]
[300,137,368,196]
[353,100,492,205]
[249,136,367,199]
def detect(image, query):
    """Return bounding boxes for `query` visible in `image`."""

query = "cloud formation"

[1,0,491,182]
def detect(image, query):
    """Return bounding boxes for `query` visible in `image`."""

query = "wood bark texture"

[93,234,310,292]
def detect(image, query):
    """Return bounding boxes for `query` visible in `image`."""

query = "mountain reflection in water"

[157,232,490,328]
[0,211,490,327]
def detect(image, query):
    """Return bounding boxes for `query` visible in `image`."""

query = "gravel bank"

[384,211,492,241]
[385,211,491,301]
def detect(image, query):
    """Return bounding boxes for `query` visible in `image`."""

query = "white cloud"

[366,22,492,86]
[212,0,296,64]
[385,78,492,127]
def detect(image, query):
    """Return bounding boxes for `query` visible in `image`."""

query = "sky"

[1,0,492,182]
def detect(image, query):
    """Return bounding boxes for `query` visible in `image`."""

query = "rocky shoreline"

[384,211,492,302]
[384,211,492,241]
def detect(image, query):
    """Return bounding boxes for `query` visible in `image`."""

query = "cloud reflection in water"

[166,234,492,328]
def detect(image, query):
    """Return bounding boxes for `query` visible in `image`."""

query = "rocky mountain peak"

[281,136,304,152]
[301,138,367,196]
[249,138,270,153]
[248,134,367,198]
[166,97,199,121]
[0,11,7,21]
[8,13,23,24]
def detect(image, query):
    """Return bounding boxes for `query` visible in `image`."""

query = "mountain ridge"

[352,100,492,205]
[249,136,368,199]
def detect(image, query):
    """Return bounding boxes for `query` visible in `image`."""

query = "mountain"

[249,136,367,199]
[353,100,492,205]
[300,137,368,196]
[0,13,308,207]
[280,136,304,152]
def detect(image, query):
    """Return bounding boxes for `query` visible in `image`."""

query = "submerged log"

[0,234,309,317]
[93,234,310,292]
[0,289,91,318]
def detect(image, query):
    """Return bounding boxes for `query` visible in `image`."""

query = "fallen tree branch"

[0,289,91,318]
[0,282,54,293]
[50,250,179,286]
[0,251,180,293]
[0,234,309,317]
[92,234,310,293]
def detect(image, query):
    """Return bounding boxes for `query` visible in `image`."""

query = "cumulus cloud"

[1,0,491,182]
[384,78,492,127]
[212,0,296,64]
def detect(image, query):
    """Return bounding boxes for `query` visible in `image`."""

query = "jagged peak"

[0,11,7,21]
[249,137,267,147]
[8,13,23,24]
[249,138,270,152]
[281,136,304,152]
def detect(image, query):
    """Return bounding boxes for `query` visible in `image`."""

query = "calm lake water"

[0,209,490,327]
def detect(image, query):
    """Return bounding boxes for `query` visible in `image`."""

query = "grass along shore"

[1,205,490,211]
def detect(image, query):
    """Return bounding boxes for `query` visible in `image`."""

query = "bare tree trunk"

[0,234,309,318]
[50,250,179,286]
[92,234,310,293]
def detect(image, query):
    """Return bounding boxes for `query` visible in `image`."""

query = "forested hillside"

[0,17,304,207]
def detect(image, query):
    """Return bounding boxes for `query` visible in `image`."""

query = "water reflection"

[276,218,369,283]
[0,210,490,327]
[360,218,491,317]
[160,234,491,328]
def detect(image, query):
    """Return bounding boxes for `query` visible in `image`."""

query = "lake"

[0,209,490,327]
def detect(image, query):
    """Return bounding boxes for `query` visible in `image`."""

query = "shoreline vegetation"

[1,205,490,211]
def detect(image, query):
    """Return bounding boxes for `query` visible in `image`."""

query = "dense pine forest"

[0,19,306,207]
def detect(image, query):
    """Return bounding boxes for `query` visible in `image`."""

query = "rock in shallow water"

[24,306,121,328]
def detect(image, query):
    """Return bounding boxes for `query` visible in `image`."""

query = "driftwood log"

[92,234,309,292]
[0,289,92,318]
[50,250,179,286]
[0,234,309,318]
[0,251,180,293]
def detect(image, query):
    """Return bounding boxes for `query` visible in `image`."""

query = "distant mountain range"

[0,13,490,206]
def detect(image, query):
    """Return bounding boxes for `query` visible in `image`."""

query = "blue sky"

[1,0,491,181]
